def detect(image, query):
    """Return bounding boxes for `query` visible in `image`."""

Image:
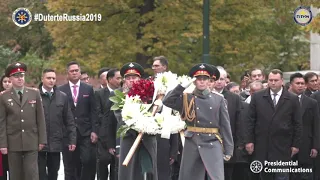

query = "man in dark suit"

[95,68,121,180]
[0,62,47,180]
[38,69,77,180]
[304,72,318,97]
[213,66,242,180]
[311,91,320,180]
[152,56,179,180]
[244,69,302,180]
[289,73,320,180]
[59,61,98,180]
[97,68,109,89]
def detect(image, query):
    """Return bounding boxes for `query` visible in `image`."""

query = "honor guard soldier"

[0,62,47,180]
[104,62,158,180]
[162,63,234,180]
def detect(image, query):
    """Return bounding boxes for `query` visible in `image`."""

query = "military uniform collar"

[193,88,210,97]
[13,87,24,94]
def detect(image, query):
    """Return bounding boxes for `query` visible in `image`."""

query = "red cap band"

[9,67,25,76]
[193,70,210,77]
[124,69,141,77]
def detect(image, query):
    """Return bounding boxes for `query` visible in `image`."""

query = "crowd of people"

[0,56,319,180]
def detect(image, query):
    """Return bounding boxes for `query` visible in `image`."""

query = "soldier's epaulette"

[0,89,9,95]
[212,91,224,97]
[26,87,39,92]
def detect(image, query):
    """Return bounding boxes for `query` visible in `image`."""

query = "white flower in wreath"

[154,71,178,94]
[125,118,138,127]
[122,102,141,121]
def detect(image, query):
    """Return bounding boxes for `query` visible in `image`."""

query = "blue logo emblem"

[12,8,32,27]
[293,6,313,26]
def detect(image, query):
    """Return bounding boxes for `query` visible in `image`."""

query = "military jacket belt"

[162,85,234,156]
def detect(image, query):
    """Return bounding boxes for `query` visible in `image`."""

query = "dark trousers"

[171,161,180,180]
[38,152,60,180]
[314,157,320,180]
[290,163,313,180]
[62,132,97,180]
[224,163,251,180]
[8,151,39,180]
[96,140,117,180]
[260,171,289,180]
[0,154,9,180]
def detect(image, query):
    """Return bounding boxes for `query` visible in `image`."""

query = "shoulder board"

[212,91,224,97]
[0,89,9,95]
[25,87,39,92]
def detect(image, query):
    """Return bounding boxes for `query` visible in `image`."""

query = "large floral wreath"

[110,72,192,138]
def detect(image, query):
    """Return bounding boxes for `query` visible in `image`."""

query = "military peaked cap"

[120,62,144,77]
[5,62,27,77]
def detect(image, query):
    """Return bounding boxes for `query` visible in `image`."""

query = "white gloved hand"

[181,77,196,88]
[223,155,231,161]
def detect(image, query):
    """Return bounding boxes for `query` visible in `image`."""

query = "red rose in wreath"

[128,79,155,104]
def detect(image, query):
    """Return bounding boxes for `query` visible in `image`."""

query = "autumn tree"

[0,45,21,75]
[44,0,320,79]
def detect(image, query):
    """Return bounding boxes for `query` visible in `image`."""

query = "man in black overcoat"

[244,69,302,180]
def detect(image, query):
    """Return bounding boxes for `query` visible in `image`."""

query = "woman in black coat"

[0,74,12,180]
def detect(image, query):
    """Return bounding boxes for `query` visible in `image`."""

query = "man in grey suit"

[162,63,234,180]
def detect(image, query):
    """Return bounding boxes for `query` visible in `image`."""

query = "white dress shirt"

[270,87,283,105]
[42,86,54,94]
[245,95,251,104]
[107,84,113,92]
[69,80,81,106]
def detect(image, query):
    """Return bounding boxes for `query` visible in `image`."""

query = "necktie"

[73,85,78,103]
[45,92,52,98]
[18,91,23,102]
[298,95,302,107]
[272,93,277,107]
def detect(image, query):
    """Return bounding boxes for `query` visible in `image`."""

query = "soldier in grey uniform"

[0,62,47,180]
[162,63,234,180]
